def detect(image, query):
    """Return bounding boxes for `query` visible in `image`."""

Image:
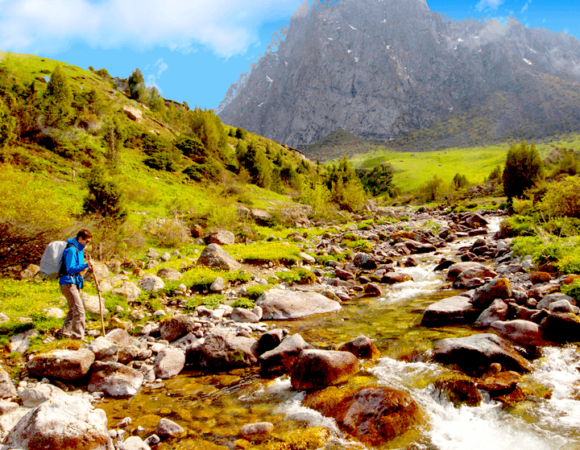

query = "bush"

[43,65,73,128]
[357,163,395,196]
[561,279,580,302]
[183,159,223,182]
[275,268,317,285]
[503,139,544,200]
[143,152,179,172]
[146,218,191,248]
[128,68,146,102]
[300,181,333,217]
[83,167,128,223]
[230,297,255,309]
[540,176,580,218]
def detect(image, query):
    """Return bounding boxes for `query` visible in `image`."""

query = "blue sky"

[0,0,577,110]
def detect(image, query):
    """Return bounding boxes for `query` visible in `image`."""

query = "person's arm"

[63,248,89,275]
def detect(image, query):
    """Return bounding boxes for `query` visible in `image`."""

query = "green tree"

[187,108,229,162]
[43,65,73,128]
[358,163,395,196]
[102,117,125,167]
[452,173,469,190]
[175,136,206,163]
[128,68,146,102]
[83,167,128,222]
[502,139,544,200]
[0,94,17,147]
[147,86,166,113]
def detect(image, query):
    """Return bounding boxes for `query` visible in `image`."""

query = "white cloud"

[476,0,505,11]
[146,58,168,90]
[521,1,531,14]
[0,0,304,57]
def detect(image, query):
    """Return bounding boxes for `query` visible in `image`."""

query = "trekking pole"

[89,257,106,337]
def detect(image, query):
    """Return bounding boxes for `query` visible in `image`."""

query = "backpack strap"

[58,243,78,278]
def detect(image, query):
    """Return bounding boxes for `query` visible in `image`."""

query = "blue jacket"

[59,238,89,289]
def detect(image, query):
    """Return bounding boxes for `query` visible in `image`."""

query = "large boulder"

[154,348,185,379]
[381,273,414,284]
[541,312,580,343]
[28,349,95,380]
[209,231,236,246]
[256,289,341,320]
[446,262,495,283]
[231,307,260,323]
[338,336,380,360]
[256,328,289,356]
[111,281,141,302]
[304,385,425,446]
[490,320,547,347]
[88,337,119,360]
[186,328,258,371]
[421,296,480,327]
[3,395,111,450]
[123,105,143,122]
[138,274,165,293]
[119,436,151,450]
[197,244,241,271]
[470,278,512,309]
[19,384,66,407]
[290,350,359,391]
[260,334,311,377]
[0,367,16,399]
[88,361,144,398]
[433,374,482,407]
[156,418,185,440]
[105,328,133,347]
[454,267,498,289]
[157,267,183,281]
[474,299,509,328]
[81,293,108,316]
[537,293,576,310]
[0,401,28,441]
[159,315,200,342]
[433,333,532,376]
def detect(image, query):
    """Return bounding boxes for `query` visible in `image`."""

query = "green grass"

[224,242,303,264]
[230,298,255,309]
[274,268,317,285]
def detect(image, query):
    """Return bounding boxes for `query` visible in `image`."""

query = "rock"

[10,330,37,354]
[154,348,185,379]
[304,385,425,446]
[249,209,272,226]
[138,274,165,293]
[446,262,488,282]
[81,293,108,316]
[433,333,532,375]
[364,283,383,297]
[0,367,16,399]
[564,275,580,285]
[210,277,226,292]
[454,267,498,289]
[88,361,144,398]
[530,272,552,284]
[170,333,199,352]
[240,422,274,438]
[43,307,65,319]
[231,308,260,323]
[0,401,28,441]
[537,293,576,310]
[465,213,488,228]
[299,252,316,264]
[186,328,258,371]
[490,320,547,347]
[160,252,171,262]
[19,384,66,407]
[156,268,183,281]
[257,289,341,320]
[338,336,380,360]
[541,312,580,343]
[260,334,311,377]
[106,329,133,347]
[433,373,482,406]
[421,296,480,327]
[474,299,509,328]
[123,105,143,122]
[156,418,184,439]
[290,349,359,391]
[119,436,151,450]
[381,273,414,284]
[197,244,241,271]
[548,300,578,314]
[159,315,200,342]
[209,231,236,246]
[88,337,119,360]
[4,395,111,450]
[0,313,8,324]
[118,345,140,365]
[28,349,95,380]
[256,329,289,356]
[477,371,522,397]
[434,259,455,272]
[20,264,40,280]
[335,268,355,280]
[470,278,512,309]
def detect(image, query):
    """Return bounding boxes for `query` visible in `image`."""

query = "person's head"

[76,229,92,246]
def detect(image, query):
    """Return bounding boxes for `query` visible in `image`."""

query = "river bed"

[100,218,580,449]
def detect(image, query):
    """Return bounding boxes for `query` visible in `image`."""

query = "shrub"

[83,167,128,223]
[128,68,146,102]
[540,176,580,218]
[561,279,580,302]
[230,297,255,309]
[275,268,317,285]
[357,163,395,196]
[43,65,73,128]
[300,181,333,217]
[146,218,192,248]
[175,136,207,162]
[183,159,223,182]
[502,139,544,200]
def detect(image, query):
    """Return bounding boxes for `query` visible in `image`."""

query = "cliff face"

[217,0,580,150]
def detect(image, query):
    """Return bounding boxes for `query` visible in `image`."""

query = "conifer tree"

[83,167,128,222]
[44,65,73,128]
[128,68,146,102]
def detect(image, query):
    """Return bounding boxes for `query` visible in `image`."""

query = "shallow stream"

[100,219,580,449]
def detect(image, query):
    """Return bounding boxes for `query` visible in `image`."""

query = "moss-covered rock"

[433,373,482,407]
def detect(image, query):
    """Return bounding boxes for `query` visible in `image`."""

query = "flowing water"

[100,218,580,449]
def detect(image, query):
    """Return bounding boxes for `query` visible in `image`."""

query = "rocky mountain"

[217,0,580,153]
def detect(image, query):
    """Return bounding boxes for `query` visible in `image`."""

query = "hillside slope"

[218,0,580,153]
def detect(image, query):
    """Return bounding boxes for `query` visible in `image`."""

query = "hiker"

[58,229,93,340]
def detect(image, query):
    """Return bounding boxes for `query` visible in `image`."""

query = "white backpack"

[40,241,68,278]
